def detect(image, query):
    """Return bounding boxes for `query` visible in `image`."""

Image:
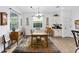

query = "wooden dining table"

[31,31,48,48]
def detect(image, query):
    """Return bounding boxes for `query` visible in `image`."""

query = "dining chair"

[2,35,6,52]
[71,30,79,53]
[10,32,18,45]
[45,27,54,37]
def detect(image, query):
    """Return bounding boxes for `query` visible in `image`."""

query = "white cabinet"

[54,29,62,37]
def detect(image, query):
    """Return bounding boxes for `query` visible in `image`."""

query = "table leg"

[45,35,48,47]
[31,36,33,47]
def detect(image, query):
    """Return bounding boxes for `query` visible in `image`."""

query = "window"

[33,16,43,29]
[10,11,18,30]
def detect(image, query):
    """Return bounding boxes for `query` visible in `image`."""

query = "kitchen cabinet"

[53,29,62,37]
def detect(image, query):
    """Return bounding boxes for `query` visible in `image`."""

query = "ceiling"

[14,6,78,14]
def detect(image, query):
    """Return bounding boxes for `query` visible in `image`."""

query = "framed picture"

[75,20,79,29]
[20,19,22,26]
[46,17,49,26]
[26,17,29,25]
[0,12,7,25]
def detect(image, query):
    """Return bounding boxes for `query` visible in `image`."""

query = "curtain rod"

[9,8,21,15]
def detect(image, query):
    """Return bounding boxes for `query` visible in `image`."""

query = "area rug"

[12,37,61,53]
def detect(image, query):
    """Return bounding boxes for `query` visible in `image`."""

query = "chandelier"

[30,6,43,18]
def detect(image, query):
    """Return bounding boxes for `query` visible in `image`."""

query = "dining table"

[31,30,48,48]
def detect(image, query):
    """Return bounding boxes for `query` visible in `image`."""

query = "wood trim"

[0,36,3,43]
[1,13,2,25]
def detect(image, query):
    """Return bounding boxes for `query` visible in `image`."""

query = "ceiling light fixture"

[30,6,43,17]
[56,6,60,8]
[54,14,59,16]
[53,6,60,17]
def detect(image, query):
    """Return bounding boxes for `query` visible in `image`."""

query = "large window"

[10,11,18,30]
[33,15,43,29]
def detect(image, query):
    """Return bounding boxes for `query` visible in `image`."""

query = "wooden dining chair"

[10,32,18,45]
[45,27,54,37]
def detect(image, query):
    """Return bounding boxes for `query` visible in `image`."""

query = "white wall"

[0,6,23,52]
[61,10,73,37]
[61,7,79,37]
[0,6,23,36]
[23,8,79,37]
[72,7,79,30]
[0,7,10,36]
[62,7,79,37]
[23,12,62,36]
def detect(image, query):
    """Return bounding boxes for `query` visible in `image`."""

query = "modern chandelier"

[30,6,43,18]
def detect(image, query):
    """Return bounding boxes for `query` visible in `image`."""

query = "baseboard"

[53,36,62,38]
[53,36,74,39]
[62,37,73,39]
[24,35,30,38]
